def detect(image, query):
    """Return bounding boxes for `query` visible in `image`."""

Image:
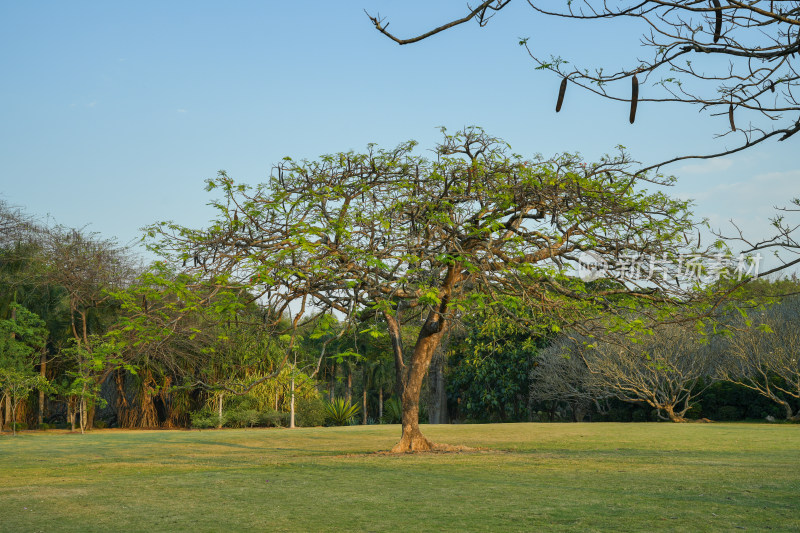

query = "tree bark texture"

[390,323,448,452]
[38,349,47,426]
[390,267,458,452]
[378,388,383,421]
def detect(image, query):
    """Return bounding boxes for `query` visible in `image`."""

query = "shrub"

[94,420,108,429]
[225,408,260,428]
[295,397,326,427]
[37,422,52,430]
[191,411,224,429]
[324,398,360,426]
[716,405,742,421]
[605,407,632,422]
[258,410,288,428]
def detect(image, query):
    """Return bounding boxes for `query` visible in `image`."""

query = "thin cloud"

[754,169,800,183]
[677,158,733,174]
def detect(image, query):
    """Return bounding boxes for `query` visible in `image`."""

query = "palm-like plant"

[324,398,360,426]
[381,396,402,424]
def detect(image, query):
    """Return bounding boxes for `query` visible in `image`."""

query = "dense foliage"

[447,316,541,422]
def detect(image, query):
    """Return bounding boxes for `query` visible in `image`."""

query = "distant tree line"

[444,278,800,423]
[0,200,428,433]
[2,129,797,434]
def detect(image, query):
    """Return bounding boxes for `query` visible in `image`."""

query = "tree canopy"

[146,127,707,450]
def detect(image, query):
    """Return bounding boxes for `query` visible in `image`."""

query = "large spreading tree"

[148,128,704,451]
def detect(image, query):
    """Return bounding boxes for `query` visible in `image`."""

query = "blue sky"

[1,1,797,270]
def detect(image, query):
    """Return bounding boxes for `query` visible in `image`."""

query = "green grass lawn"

[1,423,798,532]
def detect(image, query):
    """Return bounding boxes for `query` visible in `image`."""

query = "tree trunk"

[10,394,17,436]
[384,312,406,400]
[79,396,86,434]
[346,368,352,405]
[362,385,368,425]
[3,393,10,430]
[329,363,336,401]
[664,405,686,423]
[289,374,296,429]
[217,394,224,429]
[379,388,383,422]
[390,326,444,452]
[115,370,131,427]
[389,266,459,452]
[38,350,47,426]
[549,400,558,422]
[781,400,796,421]
[67,398,75,431]
[78,378,88,434]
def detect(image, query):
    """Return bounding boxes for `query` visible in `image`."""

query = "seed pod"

[769,80,775,93]
[234,210,238,222]
[712,0,722,43]
[556,77,568,112]
[728,103,736,131]
[629,74,639,124]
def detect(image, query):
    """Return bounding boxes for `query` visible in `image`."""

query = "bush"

[605,407,632,422]
[94,420,108,429]
[225,408,260,428]
[258,410,288,428]
[191,411,224,429]
[295,397,326,427]
[381,397,402,424]
[324,398,360,426]
[8,422,28,431]
[716,405,742,421]
[37,422,52,430]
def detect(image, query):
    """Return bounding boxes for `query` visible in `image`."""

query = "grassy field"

[1,423,798,532]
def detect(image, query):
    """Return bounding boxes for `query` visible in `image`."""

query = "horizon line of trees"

[2,168,798,434]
